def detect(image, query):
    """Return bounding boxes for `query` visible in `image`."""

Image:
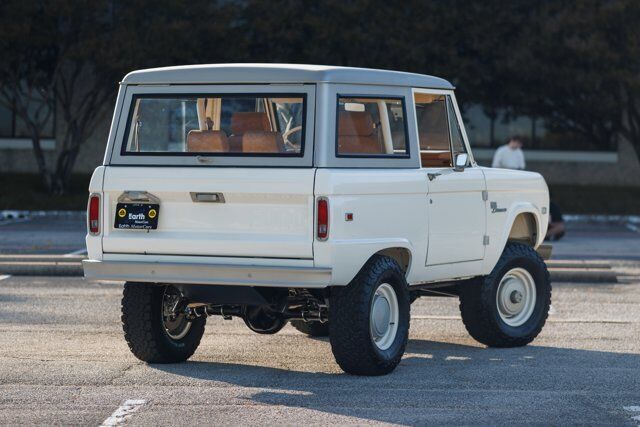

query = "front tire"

[121,283,206,363]
[329,255,410,376]
[459,243,551,347]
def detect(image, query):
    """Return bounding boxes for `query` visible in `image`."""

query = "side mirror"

[454,153,469,171]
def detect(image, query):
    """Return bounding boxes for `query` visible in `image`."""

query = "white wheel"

[496,267,537,327]
[369,283,399,350]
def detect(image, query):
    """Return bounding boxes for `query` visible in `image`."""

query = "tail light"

[88,193,101,235]
[316,197,329,241]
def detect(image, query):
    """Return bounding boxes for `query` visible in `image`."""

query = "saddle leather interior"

[337,111,383,155]
[186,130,230,152]
[229,112,272,152]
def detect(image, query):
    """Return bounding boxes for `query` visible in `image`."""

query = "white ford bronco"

[84,64,551,376]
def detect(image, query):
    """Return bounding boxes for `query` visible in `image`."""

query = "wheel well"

[375,247,411,275]
[507,213,538,246]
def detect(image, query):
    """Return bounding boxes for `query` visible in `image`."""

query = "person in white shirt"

[492,136,526,170]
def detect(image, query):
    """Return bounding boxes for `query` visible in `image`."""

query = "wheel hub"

[372,296,391,337]
[369,283,399,351]
[510,290,523,304]
[496,268,537,327]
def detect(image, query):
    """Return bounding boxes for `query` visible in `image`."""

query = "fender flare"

[481,202,544,275]
[498,202,544,252]
[328,238,415,286]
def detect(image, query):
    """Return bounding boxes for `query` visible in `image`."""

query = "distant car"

[83,64,551,376]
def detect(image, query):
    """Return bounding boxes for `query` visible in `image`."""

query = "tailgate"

[101,167,315,259]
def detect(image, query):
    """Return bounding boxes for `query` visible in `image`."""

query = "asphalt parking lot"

[1,274,639,425]
[1,213,640,425]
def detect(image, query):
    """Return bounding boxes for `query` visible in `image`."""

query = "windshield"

[123,94,305,156]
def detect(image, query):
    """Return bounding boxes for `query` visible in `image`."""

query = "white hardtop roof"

[122,63,454,89]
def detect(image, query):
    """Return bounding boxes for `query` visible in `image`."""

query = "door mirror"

[454,153,469,171]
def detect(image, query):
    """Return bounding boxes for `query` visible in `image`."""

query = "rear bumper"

[82,259,331,288]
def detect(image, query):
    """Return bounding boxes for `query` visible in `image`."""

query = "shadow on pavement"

[152,339,640,424]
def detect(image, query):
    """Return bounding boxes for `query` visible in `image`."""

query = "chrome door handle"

[190,192,225,203]
[490,202,507,213]
[427,173,441,181]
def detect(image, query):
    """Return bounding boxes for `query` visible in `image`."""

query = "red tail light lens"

[317,197,329,240]
[88,194,100,235]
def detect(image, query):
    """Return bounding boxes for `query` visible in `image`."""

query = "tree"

[0,1,58,190]
[0,0,238,194]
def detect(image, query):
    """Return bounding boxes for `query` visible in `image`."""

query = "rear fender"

[328,239,414,285]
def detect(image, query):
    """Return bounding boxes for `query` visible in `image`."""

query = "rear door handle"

[190,192,225,203]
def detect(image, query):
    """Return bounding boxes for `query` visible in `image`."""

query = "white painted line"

[624,406,640,424]
[627,222,640,233]
[63,248,87,257]
[100,399,146,427]
[0,275,11,281]
[0,217,31,226]
[410,315,633,324]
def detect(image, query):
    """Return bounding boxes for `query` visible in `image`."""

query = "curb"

[549,268,618,283]
[0,255,84,277]
[0,262,83,276]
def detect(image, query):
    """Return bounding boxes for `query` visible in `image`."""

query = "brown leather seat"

[337,111,383,155]
[420,150,452,167]
[242,131,285,153]
[186,130,229,152]
[229,112,271,152]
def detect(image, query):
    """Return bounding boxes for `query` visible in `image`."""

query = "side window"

[414,93,452,167]
[336,97,408,156]
[447,96,469,165]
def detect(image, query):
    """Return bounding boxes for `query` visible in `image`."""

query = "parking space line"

[0,275,10,281]
[64,248,87,257]
[0,217,31,226]
[100,399,146,426]
[411,315,634,324]
[623,406,640,424]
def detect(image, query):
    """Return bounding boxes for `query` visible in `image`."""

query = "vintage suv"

[83,64,551,376]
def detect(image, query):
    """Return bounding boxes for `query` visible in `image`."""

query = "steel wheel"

[496,267,537,327]
[161,286,192,340]
[369,283,399,351]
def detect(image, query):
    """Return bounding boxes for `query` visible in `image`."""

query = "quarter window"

[336,97,408,157]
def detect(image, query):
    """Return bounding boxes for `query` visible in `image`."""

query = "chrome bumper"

[82,259,331,288]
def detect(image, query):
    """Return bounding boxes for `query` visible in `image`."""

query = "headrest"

[338,111,374,136]
[186,130,229,152]
[230,112,271,135]
[242,131,284,153]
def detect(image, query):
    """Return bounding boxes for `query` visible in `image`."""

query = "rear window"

[122,94,306,156]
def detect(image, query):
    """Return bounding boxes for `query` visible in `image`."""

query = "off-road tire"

[329,255,410,376]
[290,320,330,337]
[121,282,206,363]
[459,243,551,347]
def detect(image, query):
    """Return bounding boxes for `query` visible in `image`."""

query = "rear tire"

[121,282,206,363]
[329,255,410,376]
[290,320,330,337]
[459,243,551,347]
